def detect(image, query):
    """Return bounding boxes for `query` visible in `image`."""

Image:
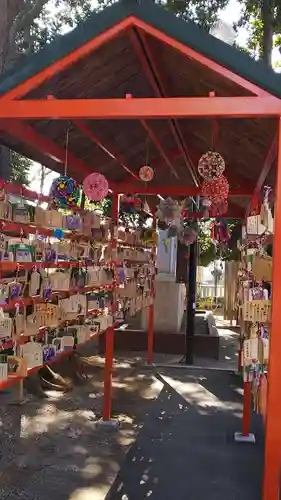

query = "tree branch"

[14,0,49,32]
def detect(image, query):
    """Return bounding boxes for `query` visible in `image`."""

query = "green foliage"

[0,1,97,184]
[198,219,241,267]
[198,221,216,266]
[1,1,96,71]
[37,1,95,45]
[89,196,113,217]
[96,0,229,31]
[196,295,213,310]
[9,151,31,185]
[234,0,281,63]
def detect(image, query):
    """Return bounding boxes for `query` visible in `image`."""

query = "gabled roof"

[0,0,280,99]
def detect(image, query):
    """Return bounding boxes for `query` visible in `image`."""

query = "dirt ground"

[0,356,162,500]
[0,354,264,500]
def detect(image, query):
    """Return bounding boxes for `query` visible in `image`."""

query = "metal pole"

[185,201,198,365]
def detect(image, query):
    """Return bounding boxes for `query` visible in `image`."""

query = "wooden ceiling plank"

[129,27,199,185]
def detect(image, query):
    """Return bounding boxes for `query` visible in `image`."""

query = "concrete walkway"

[106,368,264,500]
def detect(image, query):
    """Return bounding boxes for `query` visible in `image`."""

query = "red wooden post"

[147,303,154,365]
[242,381,251,436]
[102,192,119,422]
[102,325,115,421]
[263,118,281,500]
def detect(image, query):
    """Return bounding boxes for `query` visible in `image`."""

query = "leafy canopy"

[96,0,229,30]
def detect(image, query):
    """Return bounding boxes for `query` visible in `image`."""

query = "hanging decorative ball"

[83,172,109,202]
[198,151,225,180]
[202,175,229,205]
[49,175,80,209]
[139,165,154,182]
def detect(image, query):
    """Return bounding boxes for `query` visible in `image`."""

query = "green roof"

[0,0,281,98]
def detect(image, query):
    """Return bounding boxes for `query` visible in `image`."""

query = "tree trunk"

[261,0,273,66]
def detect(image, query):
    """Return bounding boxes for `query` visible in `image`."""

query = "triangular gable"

[0,0,280,99]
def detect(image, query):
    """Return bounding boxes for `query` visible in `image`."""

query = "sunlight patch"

[161,374,240,410]
[68,485,109,500]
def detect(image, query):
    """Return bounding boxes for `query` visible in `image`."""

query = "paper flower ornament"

[139,165,154,182]
[83,172,109,202]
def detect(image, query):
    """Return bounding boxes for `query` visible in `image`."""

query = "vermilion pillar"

[263,118,281,500]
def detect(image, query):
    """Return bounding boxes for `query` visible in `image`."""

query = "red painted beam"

[247,135,277,215]
[129,28,198,185]
[73,119,140,181]
[109,182,252,197]
[1,97,280,119]
[0,119,91,181]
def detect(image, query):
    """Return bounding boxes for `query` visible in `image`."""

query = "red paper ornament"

[139,165,154,182]
[202,175,229,205]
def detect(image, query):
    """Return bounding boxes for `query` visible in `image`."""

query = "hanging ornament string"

[64,124,70,176]
[210,91,219,152]
[143,142,149,212]
[144,137,149,191]
[49,124,80,210]
[139,137,154,183]
[212,118,219,152]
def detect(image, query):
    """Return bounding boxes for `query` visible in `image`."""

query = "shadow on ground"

[106,368,264,500]
[0,350,159,500]
[0,350,264,500]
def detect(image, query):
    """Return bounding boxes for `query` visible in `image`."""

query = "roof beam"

[247,135,277,215]
[73,119,140,181]
[139,117,180,179]
[129,27,199,185]
[109,182,252,196]
[0,119,91,181]
[1,97,280,119]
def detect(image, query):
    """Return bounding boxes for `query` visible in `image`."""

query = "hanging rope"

[64,124,70,176]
